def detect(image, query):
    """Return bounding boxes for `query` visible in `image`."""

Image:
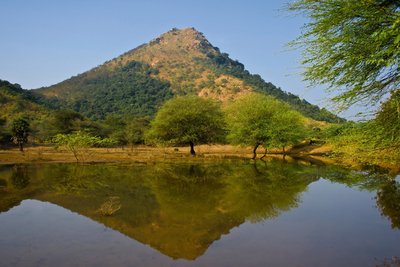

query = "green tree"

[52,110,85,134]
[0,118,8,146]
[40,110,102,138]
[270,110,308,154]
[289,0,400,109]
[52,131,117,162]
[225,93,282,159]
[375,90,400,144]
[125,116,150,148]
[146,96,225,155]
[102,114,128,145]
[11,118,30,151]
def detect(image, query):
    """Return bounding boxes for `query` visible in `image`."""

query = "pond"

[0,159,399,267]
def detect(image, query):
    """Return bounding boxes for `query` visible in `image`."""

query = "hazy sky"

[0,0,358,118]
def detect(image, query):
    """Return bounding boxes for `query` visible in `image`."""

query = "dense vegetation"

[289,0,400,167]
[37,61,174,120]
[0,80,48,120]
[0,80,51,146]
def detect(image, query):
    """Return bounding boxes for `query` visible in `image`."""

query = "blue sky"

[0,0,358,118]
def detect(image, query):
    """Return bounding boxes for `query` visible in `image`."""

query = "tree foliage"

[52,131,117,162]
[324,120,400,165]
[146,96,226,155]
[225,94,281,148]
[375,90,400,143]
[125,116,150,146]
[11,118,30,151]
[101,114,128,145]
[0,118,9,146]
[225,93,307,157]
[51,110,85,134]
[269,110,308,153]
[100,115,150,146]
[289,0,400,108]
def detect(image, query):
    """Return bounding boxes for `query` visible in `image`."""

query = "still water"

[0,159,399,267]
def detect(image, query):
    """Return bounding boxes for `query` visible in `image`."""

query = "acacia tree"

[52,131,117,162]
[270,110,308,154]
[146,96,225,155]
[289,0,400,109]
[225,93,282,159]
[11,118,30,152]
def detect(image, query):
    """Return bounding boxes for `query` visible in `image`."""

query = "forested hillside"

[0,80,48,120]
[36,62,173,120]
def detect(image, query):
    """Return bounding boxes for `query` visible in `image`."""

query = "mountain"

[35,27,343,122]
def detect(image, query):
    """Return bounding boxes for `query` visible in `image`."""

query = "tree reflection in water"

[377,180,400,230]
[0,159,398,261]
[11,165,30,189]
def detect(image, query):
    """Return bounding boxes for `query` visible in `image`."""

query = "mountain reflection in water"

[0,158,399,266]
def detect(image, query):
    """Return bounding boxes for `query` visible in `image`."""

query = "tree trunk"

[282,146,286,155]
[260,147,268,159]
[252,143,260,159]
[19,142,23,152]
[189,141,196,156]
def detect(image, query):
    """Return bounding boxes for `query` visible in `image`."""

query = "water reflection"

[0,165,35,213]
[11,165,30,189]
[377,180,400,230]
[0,159,399,262]
[320,166,400,231]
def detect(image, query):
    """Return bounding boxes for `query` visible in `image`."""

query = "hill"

[0,80,49,121]
[0,80,51,144]
[0,80,102,144]
[35,28,343,122]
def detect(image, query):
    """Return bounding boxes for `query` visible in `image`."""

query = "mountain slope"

[0,80,49,121]
[36,27,343,122]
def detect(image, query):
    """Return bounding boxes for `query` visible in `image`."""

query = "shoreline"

[0,144,399,175]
